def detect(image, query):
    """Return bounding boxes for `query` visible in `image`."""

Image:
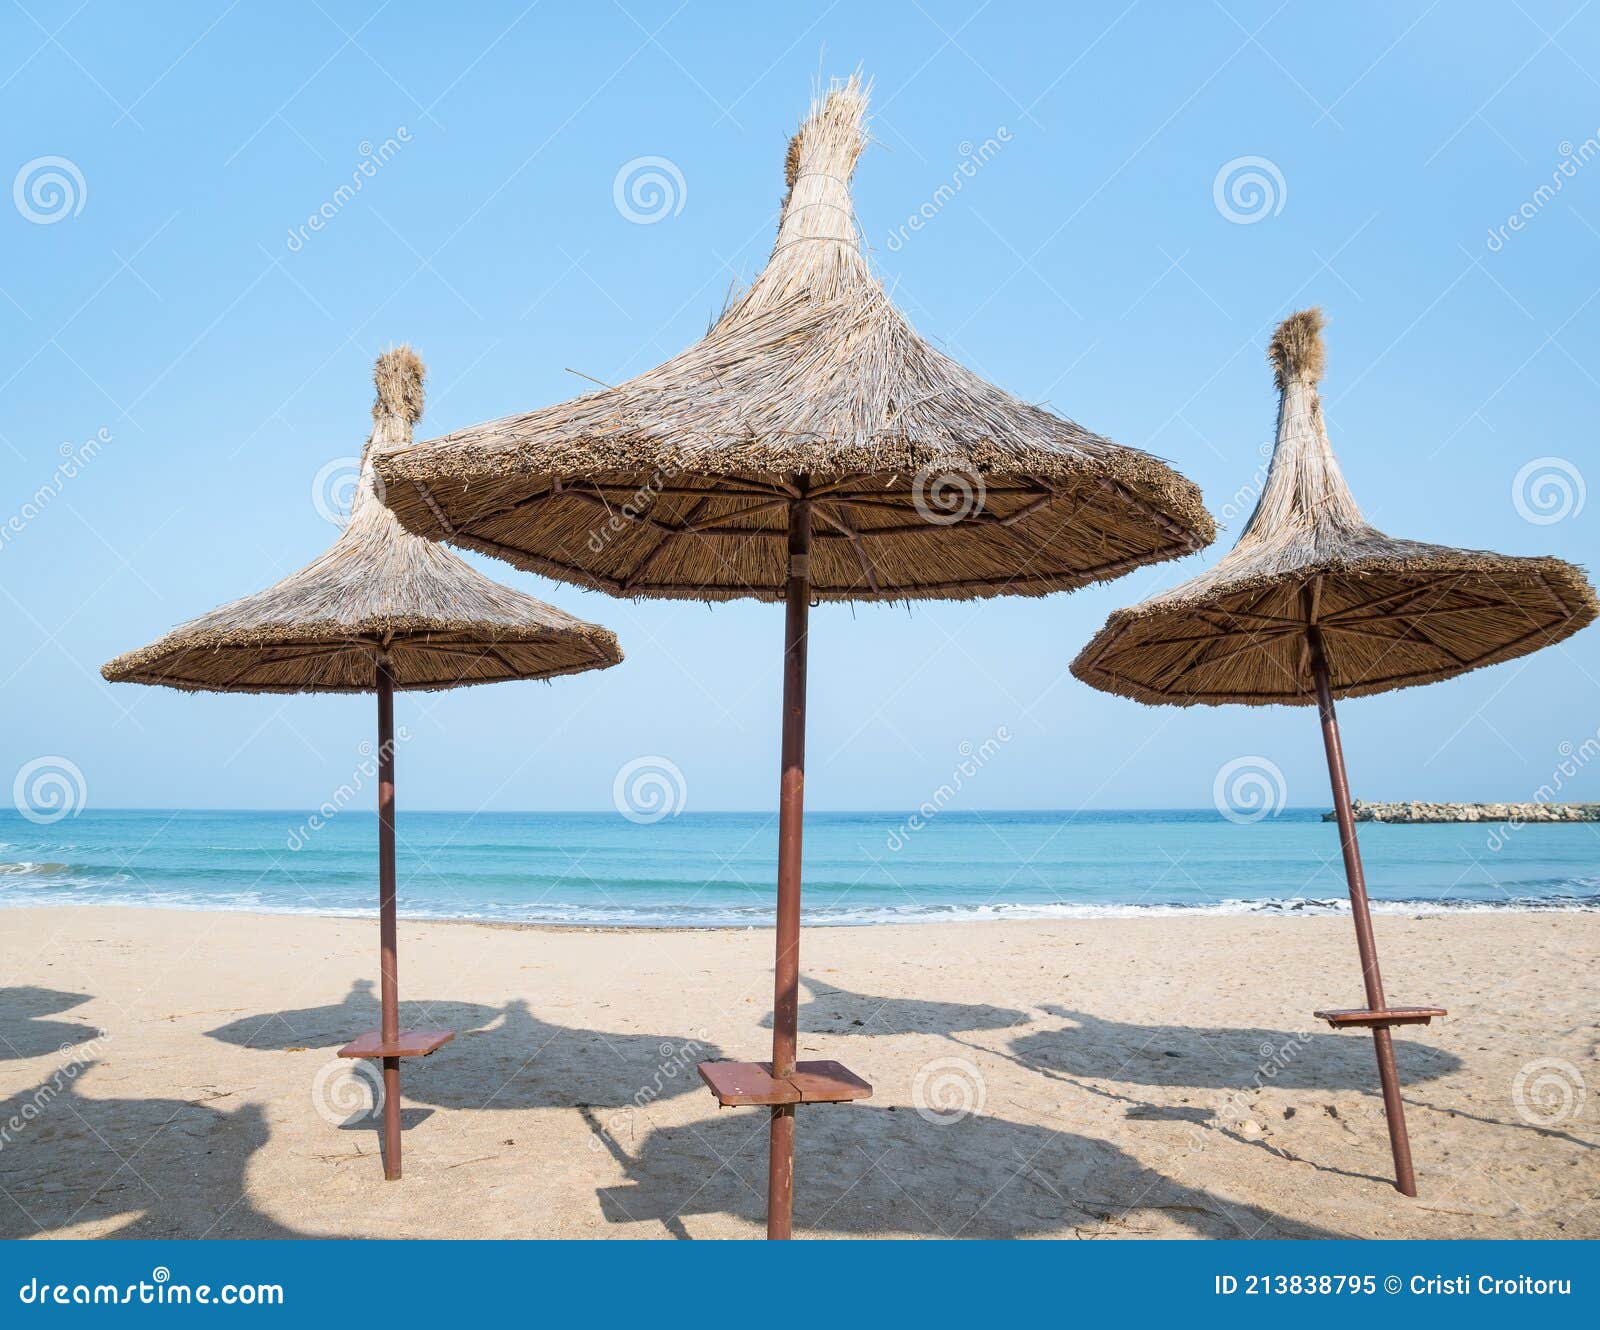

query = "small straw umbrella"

[103,347,622,1180]
[375,78,1215,1237]
[1072,309,1596,1196]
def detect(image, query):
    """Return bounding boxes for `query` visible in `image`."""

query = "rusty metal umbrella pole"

[1307,626,1417,1196]
[375,654,404,1180]
[768,499,810,1238]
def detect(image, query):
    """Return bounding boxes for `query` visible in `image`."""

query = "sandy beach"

[1,906,1594,1240]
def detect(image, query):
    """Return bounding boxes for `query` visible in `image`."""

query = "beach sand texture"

[1,906,1594,1239]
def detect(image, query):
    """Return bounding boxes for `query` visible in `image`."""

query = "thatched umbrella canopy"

[375,77,1213,602]
[1073,309,1596,1200]
[375,77,1213,1239]
[1072,309,1595,706]
[102,350,619,694]
[103,348,622,1182]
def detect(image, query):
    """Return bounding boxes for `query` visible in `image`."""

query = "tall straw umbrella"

[103,348,622,1181]
[1072,309,1596,1196]
[376,78,1214,1237]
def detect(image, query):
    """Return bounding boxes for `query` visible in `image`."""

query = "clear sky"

[3,1,1597,814]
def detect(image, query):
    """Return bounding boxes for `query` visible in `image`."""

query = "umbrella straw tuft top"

[1072,309,1597,706]
[102,347,622,694]
[374,77,1214,603]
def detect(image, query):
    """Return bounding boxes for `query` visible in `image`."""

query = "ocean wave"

[0,861,69,875]
[0,890,1594,927]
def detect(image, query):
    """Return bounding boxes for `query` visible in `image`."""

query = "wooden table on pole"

[1306,623,1445,1198]
[697,496,871,1239]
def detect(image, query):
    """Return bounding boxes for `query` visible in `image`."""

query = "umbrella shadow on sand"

[588,1104,1341,1239]
[207,988,725,1111]
[202,979,500,1054]
[756,975,1029,1038]
[0,987,103,1060]
[1004,1006,1461,1092]
[0,1064,302,1238]
[403,998,725,1112]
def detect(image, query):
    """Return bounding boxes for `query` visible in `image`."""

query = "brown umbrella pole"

[376,652,403,1181]
[1306,625,1417,1196]
[768,497,811,1240]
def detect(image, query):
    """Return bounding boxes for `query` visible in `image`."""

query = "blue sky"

[3,1,1597,814]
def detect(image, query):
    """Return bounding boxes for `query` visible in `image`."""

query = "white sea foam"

[0,886,1594,926]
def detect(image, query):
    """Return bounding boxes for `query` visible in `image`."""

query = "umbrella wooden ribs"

[102,348,621,1180]
[1074,309,1596,1196]
[376,78,1212,1236]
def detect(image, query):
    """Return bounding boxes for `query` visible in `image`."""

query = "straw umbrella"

[103,347,622,1181]
[375,78,1214,1237]
[1072,309,1596,1196]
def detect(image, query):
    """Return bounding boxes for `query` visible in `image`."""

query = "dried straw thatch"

[102,348,622,694]
[1072,310,1596,706]
[375,78,1214,602]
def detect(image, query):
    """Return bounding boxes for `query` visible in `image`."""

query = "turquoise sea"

[0,808,1595,927]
